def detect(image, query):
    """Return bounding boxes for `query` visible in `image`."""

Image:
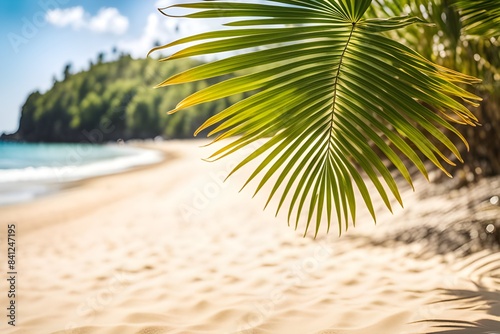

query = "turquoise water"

[0,142,134,170]
[0,141,163,205]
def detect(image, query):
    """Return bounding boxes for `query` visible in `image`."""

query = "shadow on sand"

[419,286,500,333]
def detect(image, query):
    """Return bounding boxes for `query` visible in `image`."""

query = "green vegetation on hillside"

[10,55,242,142]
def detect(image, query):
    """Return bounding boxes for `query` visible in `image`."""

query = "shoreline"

[0,141,175,233]
[0,141,166,208]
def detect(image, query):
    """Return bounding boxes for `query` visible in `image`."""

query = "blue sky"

[0,0,217,134]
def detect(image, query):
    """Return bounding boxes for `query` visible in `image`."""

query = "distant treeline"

[4,55,243,143]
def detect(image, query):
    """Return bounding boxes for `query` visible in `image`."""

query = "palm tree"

[369,0,500,177]
[149,0,489,236]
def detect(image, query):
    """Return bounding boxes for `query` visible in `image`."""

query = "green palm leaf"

[455,0,500,38]
[150,0,481,236]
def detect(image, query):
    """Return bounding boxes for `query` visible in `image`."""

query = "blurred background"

[0,0,237,205]
[0,1,499,333]
[0,0,233,142]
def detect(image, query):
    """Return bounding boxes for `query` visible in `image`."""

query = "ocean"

[0,141,164,206]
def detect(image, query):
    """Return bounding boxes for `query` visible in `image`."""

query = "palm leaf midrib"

[307,21,356,236]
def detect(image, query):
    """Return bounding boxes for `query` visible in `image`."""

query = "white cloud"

[46,6,129,35]
[120,13,177,57]
[89,8,129,35]
[119,11,225,58]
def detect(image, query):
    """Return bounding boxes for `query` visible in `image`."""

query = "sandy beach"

[1,140,499,334]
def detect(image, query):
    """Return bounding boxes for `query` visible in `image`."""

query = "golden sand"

[1,140,498,334]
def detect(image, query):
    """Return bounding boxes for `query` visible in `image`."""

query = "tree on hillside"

[151,0,499,236]
[6,55,244,143]
[63,63,72,81]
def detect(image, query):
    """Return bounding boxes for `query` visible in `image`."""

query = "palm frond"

[455,0,500,38]
[150,0,481,236]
